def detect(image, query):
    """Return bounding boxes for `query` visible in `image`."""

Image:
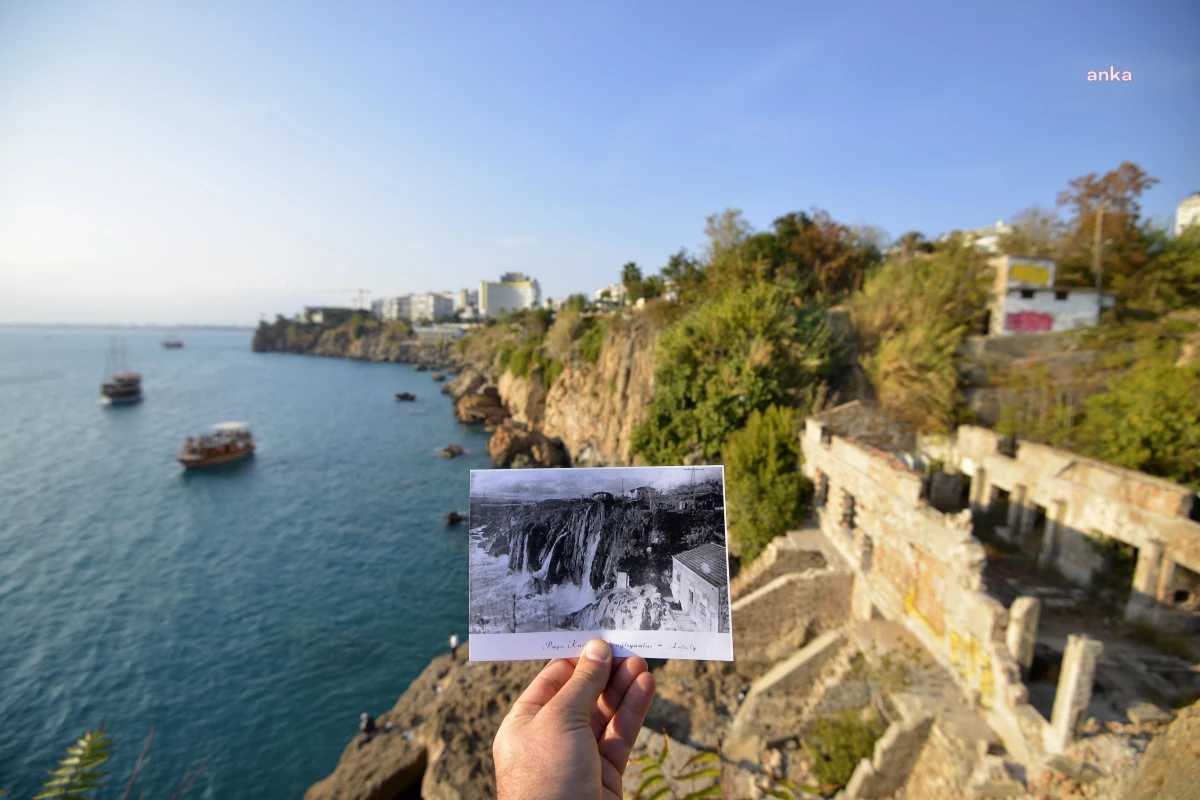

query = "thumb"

[546,639,612,725]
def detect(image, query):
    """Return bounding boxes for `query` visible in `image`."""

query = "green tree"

[849,236,993,431]
[895,231,934,256]
[1076,364,1200,491]
[564,293,589,312]
[631,284,834,464]
[703,208,753,264]
[1054,161,1159,296]
[621,262,643,304]
[641,274,665,300]
[998,206,1063,259]
[1141,225,1200,311]
[723,405,810,560]
[661,248,705,303]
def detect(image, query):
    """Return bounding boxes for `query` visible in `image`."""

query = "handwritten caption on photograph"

[542,639,698,655]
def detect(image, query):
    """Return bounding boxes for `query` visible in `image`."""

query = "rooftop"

[673,543,729,588]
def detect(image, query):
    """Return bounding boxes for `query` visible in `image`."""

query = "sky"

[473,466,723,500]
[0,1,1197,325]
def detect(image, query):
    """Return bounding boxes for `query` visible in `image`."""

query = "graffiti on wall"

[948,629,996,708]
[1004,310,1054,333]
[1009,261,1052,286]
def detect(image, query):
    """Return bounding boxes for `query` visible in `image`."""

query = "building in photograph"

[1176,191,1200,236]
[986,255,1114,336]
[303,306,358,325]
[480,272,540,318]
[671,543,729,633]
[593,283,627,305]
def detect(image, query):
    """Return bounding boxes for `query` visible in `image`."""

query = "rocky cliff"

[252,319,454,364]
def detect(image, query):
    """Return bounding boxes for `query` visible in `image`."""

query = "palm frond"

[32,729,111,800]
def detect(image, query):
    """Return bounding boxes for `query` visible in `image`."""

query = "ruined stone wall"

[926,426,1200,627]
[800,412,1037,760]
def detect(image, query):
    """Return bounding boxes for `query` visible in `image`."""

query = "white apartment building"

[592,282,627,305]
[479,272,540,318]
[1176,192,1200,236]
[411,292,454,323]
[962,221,1014,254]
[375,293,454,323]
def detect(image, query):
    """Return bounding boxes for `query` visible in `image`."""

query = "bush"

[723,405,810,560]
[631,284,835,465]
[848,238,993,431]
[495,341,516,372]
[546,307,585,358]
[578,317,609,364]
[508,343,536,378]
[1075,363,1200,490]
[542,358,564,390]
[803,710,887,792]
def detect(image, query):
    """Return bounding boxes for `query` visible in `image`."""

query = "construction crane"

[310,288,373,310]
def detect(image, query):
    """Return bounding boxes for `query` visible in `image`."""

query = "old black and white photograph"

[468,466,733,661]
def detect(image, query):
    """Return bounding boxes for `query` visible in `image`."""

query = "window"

[1055,290,1069,301]
[688,589,694,606]
[1020,289,1035,299]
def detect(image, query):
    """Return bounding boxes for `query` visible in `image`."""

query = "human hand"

[494,639,657,800]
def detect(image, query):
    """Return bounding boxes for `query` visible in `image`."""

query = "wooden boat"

[395,392,416,401]
[101,338,142,405]
[175,422,255,470]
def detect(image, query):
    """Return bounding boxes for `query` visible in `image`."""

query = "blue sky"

[1,0,1197,325]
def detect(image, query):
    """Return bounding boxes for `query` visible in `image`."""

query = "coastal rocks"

[498,369,546,428]
[444,368,486,401]
[304,644,543,800]
[445,511,463,525]
[440,444,463,458]
[565,584,670,630]
[454,391,509,426]
[486,420,567,468]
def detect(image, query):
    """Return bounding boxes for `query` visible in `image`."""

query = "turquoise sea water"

[0,327,492,798]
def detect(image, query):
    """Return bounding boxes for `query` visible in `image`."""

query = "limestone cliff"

[252,319,453,364]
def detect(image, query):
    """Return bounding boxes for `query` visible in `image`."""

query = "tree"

[703,208,753,264]
[631,283,835,464]
[848,223,890,253]
[661,248,705,303]
[621,262,643,304]
[999,206,1063,259]
[1140,225,1200,311]
[896,231,934,256]
[723,405,810,560]
[564,293,589,312]
[1076,364,1200,491]
[849,236,993,431]
[1054,161,1159,295]
[641,274,664,300]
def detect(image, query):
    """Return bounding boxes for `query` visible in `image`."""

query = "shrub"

[803,710,887,792]
[631,284,835,465]
[495,341,516,372]
[347,314,364,340]
[723,405,810,560]
[507,343,537,378]
[848,239,992,431]
[578,317,609,364]
[542,358,564,390]
[1075,363,1200,490]
[546,307,585,358]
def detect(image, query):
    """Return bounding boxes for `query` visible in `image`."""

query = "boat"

[395,392,416,401]
[100,338,142,405]
[162,334,184,349]
[175,422,255,470]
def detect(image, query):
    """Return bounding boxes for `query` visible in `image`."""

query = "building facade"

[479,272,540,318]
[375,296,412,322]
[987,255,1113,336]
[303,306,358,325]
[411,292,454,323]
[963,220,1015,254]
[671,543,730,633]
[593,283,627,305]
[1176,192,1200,236]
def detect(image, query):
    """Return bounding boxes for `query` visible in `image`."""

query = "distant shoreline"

[0,323,256,331]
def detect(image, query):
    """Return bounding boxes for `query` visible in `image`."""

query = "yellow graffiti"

[948,629,995,708]
[1009,261,1051,286]
[904,587,938,637]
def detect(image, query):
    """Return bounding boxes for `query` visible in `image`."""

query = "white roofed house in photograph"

[671,542,730,633]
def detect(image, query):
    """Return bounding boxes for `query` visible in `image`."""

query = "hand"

[494,639,656,800]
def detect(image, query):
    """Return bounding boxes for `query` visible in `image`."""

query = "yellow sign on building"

[1009,261,1051,286]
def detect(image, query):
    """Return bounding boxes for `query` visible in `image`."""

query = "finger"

[544,639,612,727]
[507,658,576,720]
[592,656,647,741]
[599,671,656,778]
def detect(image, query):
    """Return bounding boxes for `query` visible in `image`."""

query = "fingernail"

[583,639,610,663]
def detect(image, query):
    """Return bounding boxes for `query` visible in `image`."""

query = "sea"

[0,326,493,798]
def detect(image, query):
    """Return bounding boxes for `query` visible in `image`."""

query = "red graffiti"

[1004,310,1054,333]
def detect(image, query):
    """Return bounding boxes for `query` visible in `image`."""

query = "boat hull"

[176,445,255,470]
[101,393,143,406]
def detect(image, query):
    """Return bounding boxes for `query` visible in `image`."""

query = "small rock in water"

[446,511,463,526]
[441,444,464,458]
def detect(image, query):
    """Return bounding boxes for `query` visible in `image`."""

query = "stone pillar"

[1006,485,1025,530]
[1018,499,1037,537]
[1005,597,1041,673]
[970,468,989,513]
[1156,559,1178,605]
[1045,635,1103,753]
[1131,541,1165,604]
[1038,501,1065,569]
